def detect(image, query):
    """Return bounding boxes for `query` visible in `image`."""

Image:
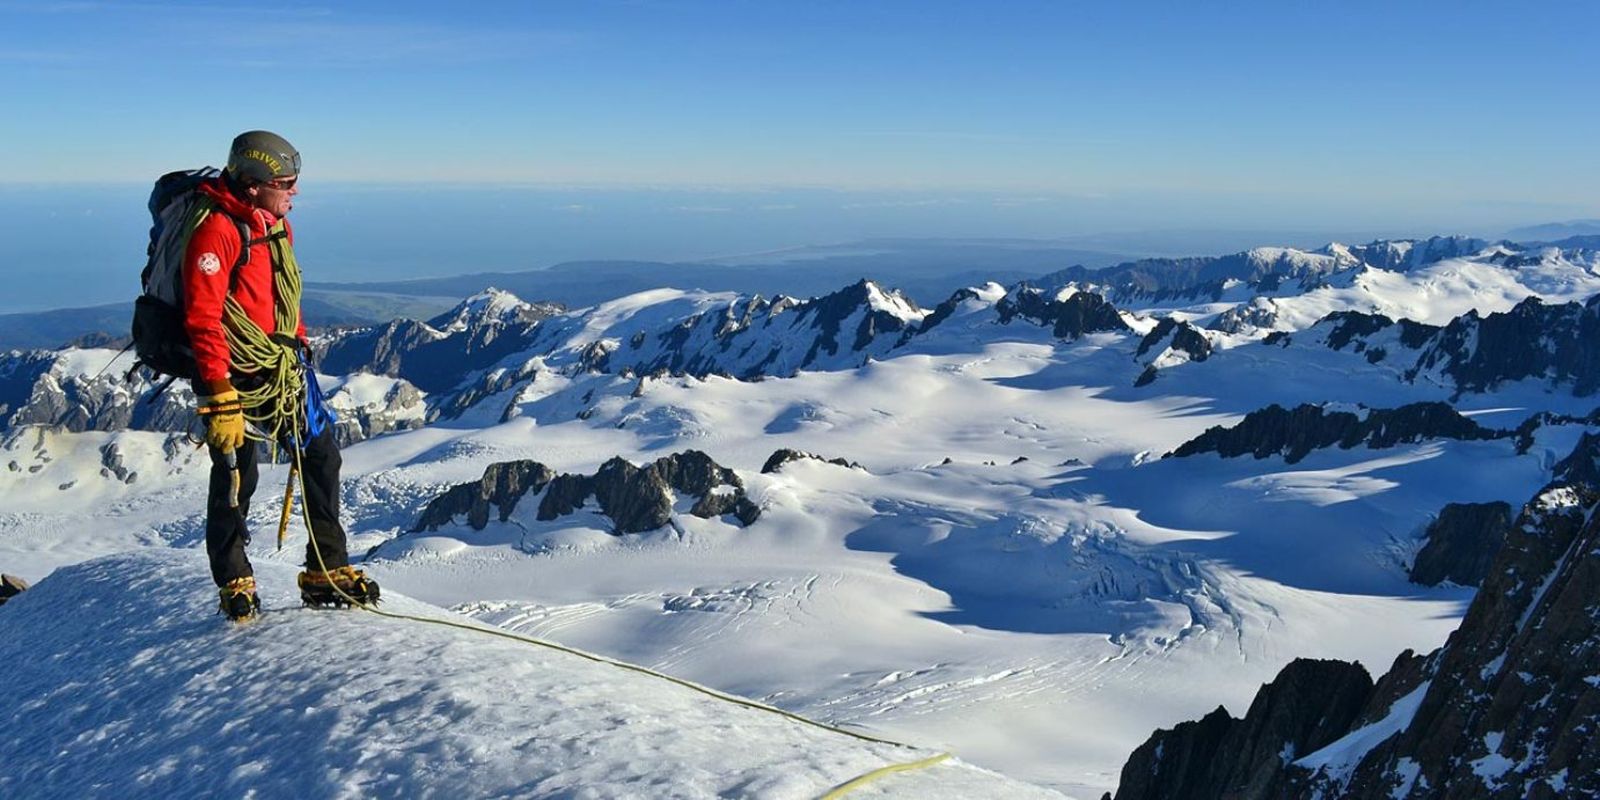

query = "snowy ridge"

[0,550,1060,799]
[588,280,929,379]
[426,286,552,335]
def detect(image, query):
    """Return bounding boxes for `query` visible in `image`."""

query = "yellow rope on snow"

[820,752,956,799]
[282,443,954,798]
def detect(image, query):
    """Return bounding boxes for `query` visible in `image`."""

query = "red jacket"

[182,179,307,383]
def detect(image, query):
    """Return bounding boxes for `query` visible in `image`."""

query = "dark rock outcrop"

[1415,296,1600,397]
[535,473,593,520]
[1113,659,1374,800]
[1306,296,1600,398]
[412,460,557,532]
[1135,319,1211,362]
[1409,502,1512,587]
[1133,318,1213,386]
[760,449,860,474]
[0,574,28,606]
[1167,402,1503,464]
[994,287,1131,339]
[1110,432,1600,798]
[414,450,760,535]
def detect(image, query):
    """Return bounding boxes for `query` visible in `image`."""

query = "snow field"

[0,550,1062,799]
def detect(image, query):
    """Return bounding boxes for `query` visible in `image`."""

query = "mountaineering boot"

[219,576,260,621]
[297,566,380,608]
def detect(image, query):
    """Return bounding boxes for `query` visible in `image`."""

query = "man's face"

[248,175,298,217]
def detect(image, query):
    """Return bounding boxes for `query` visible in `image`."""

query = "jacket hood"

[198,178,279,232]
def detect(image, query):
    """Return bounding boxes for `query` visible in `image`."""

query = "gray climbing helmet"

[226,130,301,184]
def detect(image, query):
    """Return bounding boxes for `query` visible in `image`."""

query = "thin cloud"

[4,2,577,68]
[847,130,1047,144]
[839,198,965,210]
[0,47,82,63]
[669,206,735,214]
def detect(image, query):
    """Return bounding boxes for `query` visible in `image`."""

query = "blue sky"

[1,1,1597,311]
[3,1,1595,198]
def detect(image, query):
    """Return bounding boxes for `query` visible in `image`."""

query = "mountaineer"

[159,130,379,620]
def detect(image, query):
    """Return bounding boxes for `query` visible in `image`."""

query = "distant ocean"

[0,182,1428,314]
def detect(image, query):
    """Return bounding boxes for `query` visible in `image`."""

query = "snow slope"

[0,550,1059,799]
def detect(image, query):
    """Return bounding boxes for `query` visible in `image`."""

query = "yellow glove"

[197,389,247,452]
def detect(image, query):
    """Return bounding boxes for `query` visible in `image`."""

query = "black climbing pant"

[205,426,350,587]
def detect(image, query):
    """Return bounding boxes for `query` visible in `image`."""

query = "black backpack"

[130,168,253,381]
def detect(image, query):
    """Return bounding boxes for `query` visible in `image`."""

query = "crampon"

[297,566,380,608]
[219,576,261,621]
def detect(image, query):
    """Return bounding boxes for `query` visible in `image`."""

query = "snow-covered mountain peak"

[859,279,928,322]
[427,286,559,335]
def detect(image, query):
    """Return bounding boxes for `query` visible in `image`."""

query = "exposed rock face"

[324,377,427,446]
[98,441,137,485]
[1112,659,1375,800]
[1133,318,1214,387]
[1409,502,1512,587]
[412,460,556,532]
[430,360,540,422]
[915,287,987,335]
[1417,296,1600,396]
[1109,432,1600,798]
[1208,297,1281,334]
[760,449,860,474]
[0,574,29,606]
[1040,237,1489,299]
[0,350,192,435]
[592,280,927,380]
[1303,296,1600,398]
[319,289,562,393]
[994,287,1131,339]
[0,349,417,446]
[414,450,760,535]
[1167,402,1502,464]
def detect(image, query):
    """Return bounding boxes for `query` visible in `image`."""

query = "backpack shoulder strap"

[228,219,251,294]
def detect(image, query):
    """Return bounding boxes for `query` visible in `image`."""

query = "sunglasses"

[261,175,298,191]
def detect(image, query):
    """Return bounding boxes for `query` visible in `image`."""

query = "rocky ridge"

[1109,432,1600,799]
[1294,295,1600,398]
[587,279,929,379]
[1408,502,1512,587]
[1167,401,1504,464]
[1133,318,1214,387]
[318,288,563,393]
[993,286,1133,339]
[412,449,761,536]
[1042,236,1493,302]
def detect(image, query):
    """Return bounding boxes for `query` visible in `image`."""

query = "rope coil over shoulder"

[222,220,306,451]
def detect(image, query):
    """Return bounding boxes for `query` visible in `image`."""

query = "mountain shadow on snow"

[1107,433,1600,799]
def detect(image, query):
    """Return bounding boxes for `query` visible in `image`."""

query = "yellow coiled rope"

[220,218,307,452]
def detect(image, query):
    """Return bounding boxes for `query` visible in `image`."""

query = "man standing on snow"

[186,130,378,620]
